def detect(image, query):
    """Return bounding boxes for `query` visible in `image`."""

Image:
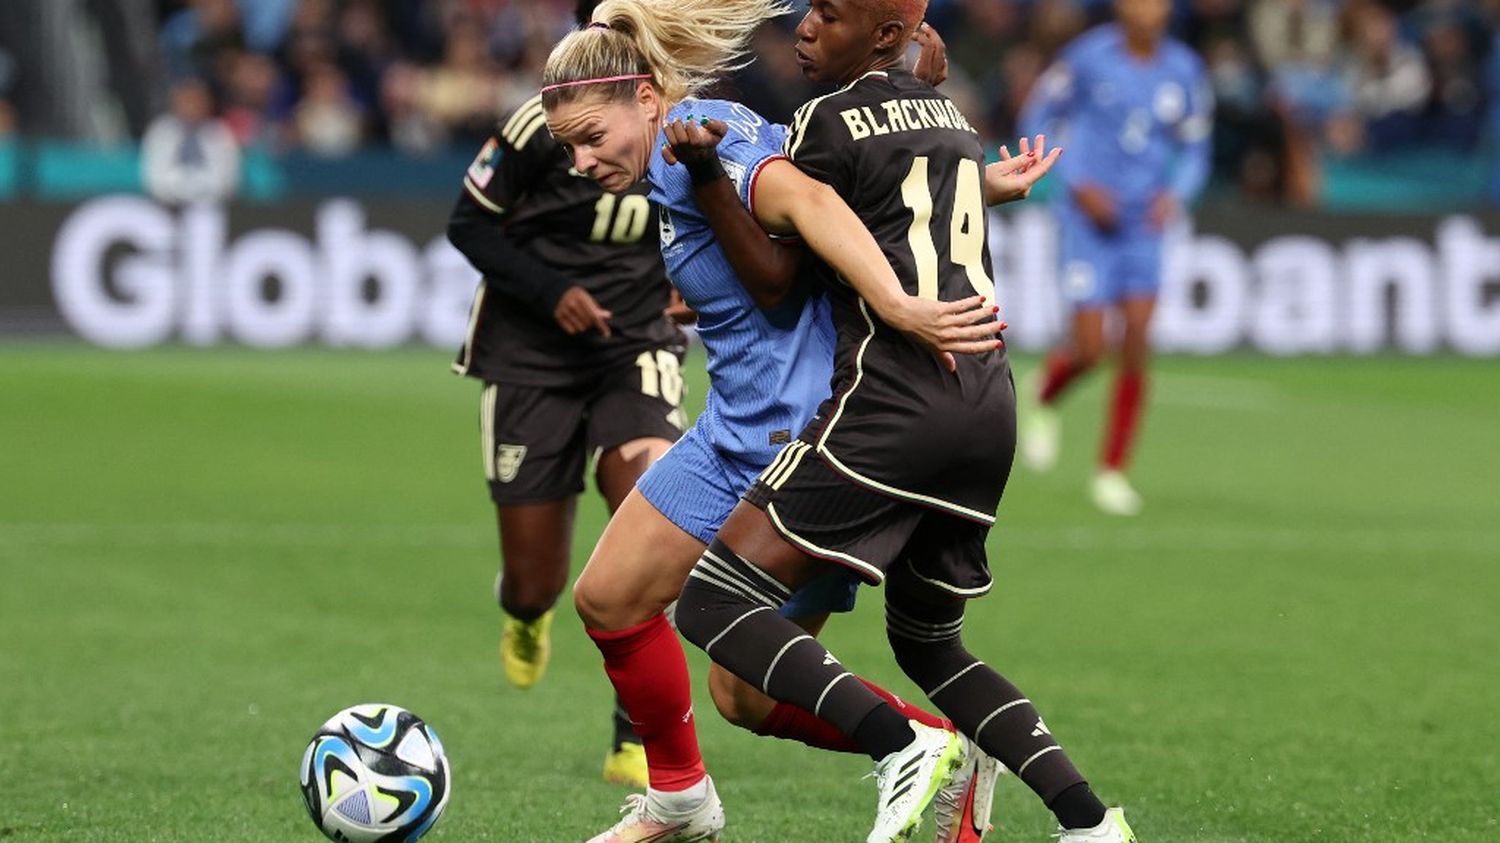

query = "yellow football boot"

[500,609,554,688]
[602,740,648,788]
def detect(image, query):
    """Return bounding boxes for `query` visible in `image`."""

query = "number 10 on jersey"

[900,156,996,302]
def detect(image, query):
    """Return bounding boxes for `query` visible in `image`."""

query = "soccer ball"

[299,704,451,842]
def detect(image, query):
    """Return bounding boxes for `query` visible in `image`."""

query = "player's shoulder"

[672,98,779,144]
[1162,38,1205,76]
[495,93,555,152]
[784,71,887,157]
[1066,24,1121,62]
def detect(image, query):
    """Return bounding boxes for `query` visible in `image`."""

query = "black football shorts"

[743,437,995,598]
[478,348,685,505]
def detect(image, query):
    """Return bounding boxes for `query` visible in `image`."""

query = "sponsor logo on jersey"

[495,444,527,483]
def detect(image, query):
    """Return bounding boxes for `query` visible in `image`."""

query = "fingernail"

[700,117,710,126]
[979,296,986,303]
[991,305,999,313]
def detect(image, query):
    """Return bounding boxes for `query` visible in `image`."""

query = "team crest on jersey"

[468,138,501,189]
[659,206,677,248]
[1154,82,1186,123]
[494,444,527,483]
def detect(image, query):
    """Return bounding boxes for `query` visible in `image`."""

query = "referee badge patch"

[494,444,527,483]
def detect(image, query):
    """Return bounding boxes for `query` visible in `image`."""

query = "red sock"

[1102,371,1146,470]
[588,614,705,791]
[1039,349,1082,404]
[754,677,953,754]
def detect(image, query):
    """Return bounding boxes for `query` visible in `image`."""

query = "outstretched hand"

[984,134,1063,205]
[661,117,729,166]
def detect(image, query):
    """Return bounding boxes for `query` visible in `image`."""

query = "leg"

[574,489,709,795]
[1101,295,1155,472]
[1090,248,1158,515]
[1039,307,1107,405]
[678,501,967,843]
[479,382,589,688]
[585,351,688,783]
[1022,306,1106,473]
[884,540,1107,831]
[595,437,674,513]
[494,500,576,621]
[707,589,953,750]
[592,437,674,787]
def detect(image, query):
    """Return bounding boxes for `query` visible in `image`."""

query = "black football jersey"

[785,69,1014,522]
[453,94,678,386]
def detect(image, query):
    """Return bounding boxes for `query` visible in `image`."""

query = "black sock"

[1050,782,1107,829]
[852,704,916,762]
[611,698,640,750]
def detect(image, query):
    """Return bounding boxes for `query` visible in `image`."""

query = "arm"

[445,189,573,319]
[749,159,1001,367]
[1169,67,1214,205]
[1152,60,1215,228]
[689,175,805,309]
[447,128,613,336]
[663,118,804,309]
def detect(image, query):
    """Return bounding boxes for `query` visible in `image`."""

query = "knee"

[498,565,567,619]
[1072,339,1106,371]
[672,577,717,650]
[707,662,770,731]
[571,571,646,632]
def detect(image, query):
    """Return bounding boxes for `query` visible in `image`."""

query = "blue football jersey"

[1020,24,1213,218]
[647,98,836,469]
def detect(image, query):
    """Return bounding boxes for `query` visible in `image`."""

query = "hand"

[1148,191,1179,230]
[985,134,1062,204]
[1072,183,1118,232]
[882,294,1007,374]
[554,286,613,337]
[664,288,697,324]
[661,117,728,167]
[912,21,949,87]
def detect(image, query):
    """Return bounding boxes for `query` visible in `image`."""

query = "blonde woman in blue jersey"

[533,2,1013,841]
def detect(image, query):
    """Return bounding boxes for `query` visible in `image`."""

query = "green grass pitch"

[1,343,1496,841]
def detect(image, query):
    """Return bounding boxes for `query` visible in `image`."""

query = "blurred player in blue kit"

[1018,0,1213,515]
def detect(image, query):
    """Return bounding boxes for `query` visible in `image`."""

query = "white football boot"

[867,721,966,843]
[1020,384,1061,473]
[932,737,1005,842]
[586,776,725,843]
[1090,471,1143,516]
[1056,807,1137,842]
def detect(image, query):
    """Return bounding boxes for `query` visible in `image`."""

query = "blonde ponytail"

[542,0,793,109]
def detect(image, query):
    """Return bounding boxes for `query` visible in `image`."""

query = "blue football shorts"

[1057,213,1164,309]
[637,423,860,617]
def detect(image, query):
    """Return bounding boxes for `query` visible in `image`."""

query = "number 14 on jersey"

[900,156,996,302]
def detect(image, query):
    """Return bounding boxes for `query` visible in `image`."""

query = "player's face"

[793,0,889,84]
[546,85,660,194]
[1116,0,1169,41]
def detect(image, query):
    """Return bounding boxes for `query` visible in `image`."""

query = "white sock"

[649,777,709,814]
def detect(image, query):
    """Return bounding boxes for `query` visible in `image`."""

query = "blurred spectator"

[0,0,1489,206]
[1331,3,1431,153]
[293,61,363,156]
[141,76,240,203]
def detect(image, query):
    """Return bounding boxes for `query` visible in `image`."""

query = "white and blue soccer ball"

[299,704,450,842]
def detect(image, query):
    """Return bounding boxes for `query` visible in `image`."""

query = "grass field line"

[2,521,1496,556]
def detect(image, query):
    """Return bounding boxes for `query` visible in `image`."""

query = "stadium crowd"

[0,0,1494,204]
